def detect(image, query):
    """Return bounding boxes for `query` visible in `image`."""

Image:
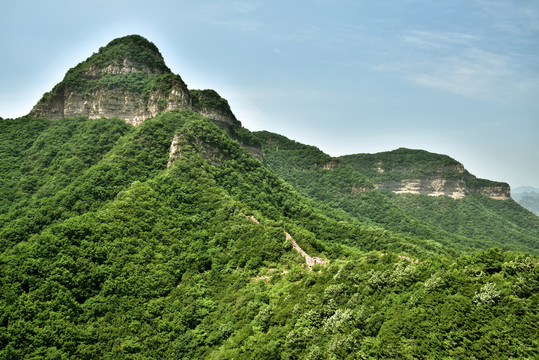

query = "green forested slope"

[389,193,539,253]
[35,35,183,106]
[338,148,507,190]
[255,131,538,255]
[1,34,537,359]
[0,112,536,359]
[1,112,536,358]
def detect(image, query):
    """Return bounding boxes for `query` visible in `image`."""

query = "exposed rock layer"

[375,178,510,200]
[340,148,511,200]
[30,86,191,126]
[28,35,262,158]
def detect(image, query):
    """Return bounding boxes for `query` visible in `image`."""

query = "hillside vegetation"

[255,131,539,255]
[0,113,535,359]
[39,35,178,103]
[1,35,537,359]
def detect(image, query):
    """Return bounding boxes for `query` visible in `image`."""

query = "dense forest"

[255,131,539,255]
[0,112,536,359]
[0,35,537,359]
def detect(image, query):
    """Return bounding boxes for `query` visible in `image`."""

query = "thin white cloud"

[372,27,535,100]
[401,30,480,49]
[409,47,513,99]
[195,1,262,31]
[473,0,539,33]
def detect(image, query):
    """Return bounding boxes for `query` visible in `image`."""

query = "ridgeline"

[1,35,537,359]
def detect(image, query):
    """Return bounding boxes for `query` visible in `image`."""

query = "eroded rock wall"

[376,178,510,200]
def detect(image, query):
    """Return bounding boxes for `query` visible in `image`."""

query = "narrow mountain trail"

[284,231,327,269]
[247,216,327,269]
[247,216,418,268]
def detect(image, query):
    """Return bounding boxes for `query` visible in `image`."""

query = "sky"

[1,0,538,189]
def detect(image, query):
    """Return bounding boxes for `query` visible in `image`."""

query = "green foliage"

[339,148,510,193]
[0,111,537,359]
[390,193,539,254]
[254,130,374,215]
[339,147,463,182]
[39,35,185,105]
[190,89,237,119]
[256,134,536,255]
[71,34,169,76]
[190,89,261,148]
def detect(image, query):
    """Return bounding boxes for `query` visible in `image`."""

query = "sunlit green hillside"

[1,35,537,359]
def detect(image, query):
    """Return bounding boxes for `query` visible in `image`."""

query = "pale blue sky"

[1,0,538,188]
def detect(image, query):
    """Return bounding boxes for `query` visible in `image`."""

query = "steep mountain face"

[190,89,240,129]
[339,148,511,200]
[1,35,537,359]
[30,35,191,125]
[29,34,261,158]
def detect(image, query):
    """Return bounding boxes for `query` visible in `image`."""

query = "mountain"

[339,148,510,200]
[28,35,261,158]
[30,35,190,125]
[255,132,539,254]
[513,186,539,194]
[1,35,537,359]
[512,187,539,215]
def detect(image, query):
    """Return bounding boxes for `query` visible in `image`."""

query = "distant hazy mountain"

[512,187,539,215]
[512,186,539,194]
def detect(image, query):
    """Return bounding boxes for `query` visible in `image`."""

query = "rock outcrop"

[190,89,240,129]
[378,178,468,199]
[31,84,190,126]
[30,35,191,125]
[28,35,263,159]
[340,148,510,200]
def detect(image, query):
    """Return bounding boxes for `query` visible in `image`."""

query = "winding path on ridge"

[284,231,327,269]
[247,216,418,269]
[247,216,327,269]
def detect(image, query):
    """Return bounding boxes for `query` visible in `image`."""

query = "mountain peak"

[90,34,170,74]
[29,35,189,125]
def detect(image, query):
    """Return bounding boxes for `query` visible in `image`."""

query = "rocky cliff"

[30,36,239,128]
[190,89,240,129]
[339,148,511,200]
[30,35,191,125]
[29,35,262,158]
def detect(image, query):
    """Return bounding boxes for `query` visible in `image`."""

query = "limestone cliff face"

[190,89,240,129]
[376,175,511,200]
[29,36,191,125]
[30,84,190,126]
[376,178,468,199]
[28,35,262,159]
[340,148,511,200]
[189,89,262,160]
[468,185,511,200]
[374,178,511,200]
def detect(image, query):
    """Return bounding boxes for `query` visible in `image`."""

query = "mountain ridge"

[29,35,190,124]
[28,35,262,159]
[1,34,537,359]
[339,148,511,200]
[29,35,240,131]
[255,131,538,254]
